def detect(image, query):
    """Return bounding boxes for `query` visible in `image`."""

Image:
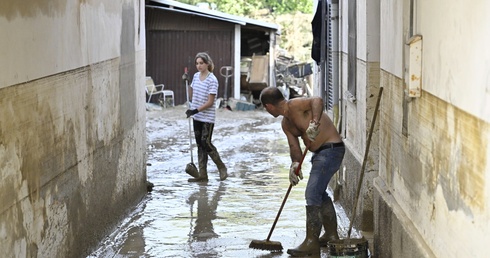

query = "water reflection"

[118,225,145,255]
[187,182,226,255]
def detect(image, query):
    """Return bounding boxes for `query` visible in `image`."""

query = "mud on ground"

[89,104,361,258]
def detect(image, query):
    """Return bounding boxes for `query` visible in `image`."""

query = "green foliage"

[175,0,312,15]
[217,0,264,16]
[265,0,313,14]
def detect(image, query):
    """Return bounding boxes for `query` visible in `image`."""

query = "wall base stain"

[0,58,146,257]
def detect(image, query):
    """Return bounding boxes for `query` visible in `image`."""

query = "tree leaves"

[175,0,312,16]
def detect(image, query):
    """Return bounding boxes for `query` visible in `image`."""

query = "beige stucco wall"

[376,0,490,257]
[336,0,380,232]
[0,1,147,257]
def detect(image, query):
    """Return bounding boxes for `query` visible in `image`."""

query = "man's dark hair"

[260,87,285,106]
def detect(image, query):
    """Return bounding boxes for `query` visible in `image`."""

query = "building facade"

[0,1,148,257]
[320,0,490,257]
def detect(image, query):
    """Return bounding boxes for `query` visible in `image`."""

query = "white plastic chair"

[145,76,174,108]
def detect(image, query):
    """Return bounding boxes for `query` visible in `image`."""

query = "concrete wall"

[318,0,490,256]
[0,1,147,257]
[375,0,490,257]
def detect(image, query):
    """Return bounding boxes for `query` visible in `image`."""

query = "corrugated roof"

[148,0,280,34]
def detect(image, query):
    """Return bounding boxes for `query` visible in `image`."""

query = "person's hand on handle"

[306,120,320,141]
[289,162,303,186]
[186,109,198,118]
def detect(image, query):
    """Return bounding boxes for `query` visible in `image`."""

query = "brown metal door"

[146,30,234,106]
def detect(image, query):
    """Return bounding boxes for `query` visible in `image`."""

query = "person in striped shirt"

[185,52,228,182]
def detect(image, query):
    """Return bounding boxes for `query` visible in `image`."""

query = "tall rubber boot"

[287,206,322,257]
[319,197,340,247]
[188,147,208,182]
[209,150,228,180]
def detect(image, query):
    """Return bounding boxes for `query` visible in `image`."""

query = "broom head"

[185,163,199,178]
[249,239,283,252]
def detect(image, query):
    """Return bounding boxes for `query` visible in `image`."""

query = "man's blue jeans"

[305,146,345,206]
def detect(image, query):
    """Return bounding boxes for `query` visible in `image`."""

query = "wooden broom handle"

[266,146,309,241]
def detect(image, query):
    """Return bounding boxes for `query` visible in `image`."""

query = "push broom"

[249,146,309,252]
[183,67,198,177]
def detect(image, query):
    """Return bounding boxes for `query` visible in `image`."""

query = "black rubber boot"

[287,206,322,257]
[188,147,208,182]
[209,150,228,181]
[318,197,340,247]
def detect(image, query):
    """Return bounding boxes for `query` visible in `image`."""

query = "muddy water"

[88,104,360,258]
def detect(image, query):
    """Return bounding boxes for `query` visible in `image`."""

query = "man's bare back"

[260,87,342,162]
[281,97,342,152]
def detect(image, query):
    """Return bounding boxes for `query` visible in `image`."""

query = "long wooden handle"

[347,87,383,238]
[266,146,309,241]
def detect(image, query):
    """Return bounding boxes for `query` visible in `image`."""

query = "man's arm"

[309,97,324,124]
[282,120,305,186]
[289,97,324,123]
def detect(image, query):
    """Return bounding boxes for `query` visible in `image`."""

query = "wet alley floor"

[88,104,364,258]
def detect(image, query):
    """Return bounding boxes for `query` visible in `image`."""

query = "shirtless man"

[259,86,345,257]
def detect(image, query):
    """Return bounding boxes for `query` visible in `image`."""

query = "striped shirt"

[190,72,218,123]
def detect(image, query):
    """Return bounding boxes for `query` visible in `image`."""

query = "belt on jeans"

[314,142,344,154]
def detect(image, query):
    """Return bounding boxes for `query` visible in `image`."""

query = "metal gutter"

[149,0,280,33]
[146,5,246,25]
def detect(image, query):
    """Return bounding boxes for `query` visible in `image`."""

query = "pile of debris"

[239,49,313,106]
[274,49,313,100]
